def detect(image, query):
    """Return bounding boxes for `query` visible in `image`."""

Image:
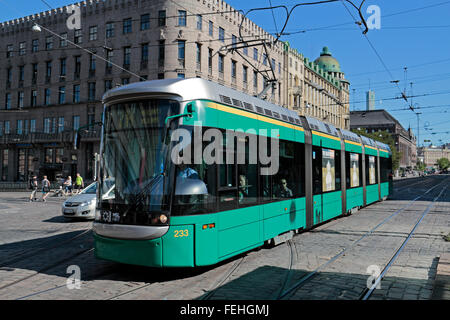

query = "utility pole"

[416,112,421,148]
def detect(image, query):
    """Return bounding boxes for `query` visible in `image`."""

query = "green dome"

[314,46,341,73]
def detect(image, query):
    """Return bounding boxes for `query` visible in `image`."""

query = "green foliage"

[416,161,426,172]
[436,157,450,170]
[351,128,401,170]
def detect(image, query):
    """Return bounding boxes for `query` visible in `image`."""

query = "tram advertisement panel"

[369,156,376,184]
[322,149,335,192]
[350,153,359,188]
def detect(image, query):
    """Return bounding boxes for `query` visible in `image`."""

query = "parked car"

[61,179,114,220]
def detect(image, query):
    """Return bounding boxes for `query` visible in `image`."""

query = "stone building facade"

[0,0,350,183]
[418,146,450,169]
[350,109,417,169]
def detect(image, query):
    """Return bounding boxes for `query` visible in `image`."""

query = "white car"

[62,180,114,220]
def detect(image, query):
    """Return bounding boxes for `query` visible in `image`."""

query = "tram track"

[277,177,449,300]
[360,184,448,300]
[0,228,92,268]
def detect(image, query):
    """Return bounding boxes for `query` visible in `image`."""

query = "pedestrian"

[41,175,51,202]
[74,173,84,194]
[63,176,73,196]
[29,175,38,202]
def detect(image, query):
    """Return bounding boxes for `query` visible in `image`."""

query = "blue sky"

[1,0,449,146]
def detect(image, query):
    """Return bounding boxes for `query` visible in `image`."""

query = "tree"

[351,128,401,171]
[416,161,426,172]
[436,158,450,170]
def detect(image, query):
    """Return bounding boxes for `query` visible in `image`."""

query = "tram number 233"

[174,229,189,238]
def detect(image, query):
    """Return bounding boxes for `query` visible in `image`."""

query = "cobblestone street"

[0,176,449,300]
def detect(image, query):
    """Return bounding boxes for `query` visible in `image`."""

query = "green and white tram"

[93,78,392,267]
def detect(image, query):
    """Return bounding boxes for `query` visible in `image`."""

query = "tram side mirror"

[186,103,194,115]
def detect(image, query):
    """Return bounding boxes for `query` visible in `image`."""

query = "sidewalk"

[432,253,450,299]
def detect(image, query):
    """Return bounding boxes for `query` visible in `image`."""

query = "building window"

[59,86,65,104]
[74,29,82,44]
[23,119,29,135]
[231,60,237,80]
[89,54,96,75]
[74,56,81,78]
[123,47,131,69]
[19,42,26,55]
[243,66,248,84]
[106,50,114,70]
[18,66,24,82]
[6,44,13,58]
[253,48,258,61]
[218,54,224,75]
[30,119,36,133]
[243,45,248,56]
[89,26,98,41]
[32,39,39,53]
[209,21,213,36]
[5,93,11,110]
[88,82,96,101]
[4,121,10,134]
[122,78,130,85]
[60,33,67,47]
[263,54,267,66]
[45,148,53,163]
[123,18,132,34]
[106,22,115,38]
[208,48,213,74]
[2,150,9,181]
[141,43,149,68]
[73,115,80,131]
[196,43,201,69]
[44,89,51,105]
[178,10,187,26]
[196,15,202,30]
[31,90,37,107]
[177,73,185,79]
[141,14,150,30]
[158,40,165,66]
[46,61,52,82]
[219,27,225,42]
[253,70,258,90]
[59,58,67,79]
[43,117,51,134]
[73,85,80,103]
[18,91,24,109]
[55,148,64,163]
[178,40,185,60]
[232,35,237,49]
[104,80,113,92]
[16,120,23,135]
[45,36,53,50]
[158,10,166,26]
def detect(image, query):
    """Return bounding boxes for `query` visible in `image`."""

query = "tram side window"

[260,135,274,202]
[346,152,362,189]
[272,140,305,199]
[365,155,378,185]
[312,147,322,194]
[313,147,341,194]
[218,130,238,211]
[380,156,392,183]
[237,133,258,206]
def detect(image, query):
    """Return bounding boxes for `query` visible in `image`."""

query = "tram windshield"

[98,99,179,226]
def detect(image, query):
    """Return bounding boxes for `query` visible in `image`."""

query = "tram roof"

[103,78,303,127]
[339,128,361,143]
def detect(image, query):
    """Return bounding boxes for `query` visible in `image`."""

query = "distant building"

[418,145,450,168]
[350,109,417,169]
[366,90,375,111]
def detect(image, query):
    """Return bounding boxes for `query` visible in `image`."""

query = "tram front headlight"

[159,214,168,224]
